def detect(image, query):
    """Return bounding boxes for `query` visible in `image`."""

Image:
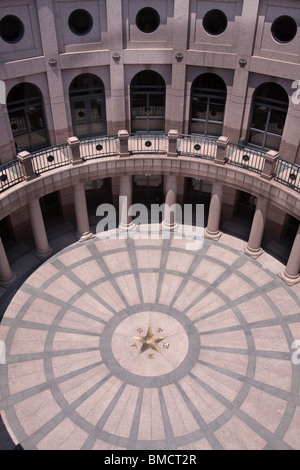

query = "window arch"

[190,73,227,137]
[247,82,289,150]
[130,71,165,133]
[69,73,106,138]
[7,83,49,151]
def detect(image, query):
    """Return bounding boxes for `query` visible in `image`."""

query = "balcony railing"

[0,131,299,195]
[31,143,70,175]
[275,158,300,193]
[226,143,266,174]
[80,135,119,160]
[0,159,23,192]
[177,134,217,160]
[129,133,168,154]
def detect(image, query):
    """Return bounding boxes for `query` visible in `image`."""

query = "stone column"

[161,175,179,232]
[222,0,260,143]
[169,0,189,132]
[28,199,52,259]
[119,175,135,231]
[279,223,300,285]
[107,0,126,133]
[36,0,69,144]
[204,182,223,240]
[0,237,16,287]
[73,183,94,242]
[244,197,269,258]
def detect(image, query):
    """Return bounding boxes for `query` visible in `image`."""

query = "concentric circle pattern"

[0,233,300,450]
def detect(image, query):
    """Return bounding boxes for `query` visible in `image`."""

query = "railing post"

[118,130,130,158]
[67,136,82,165]
[215,136,229,165]
[17,150,37,181]
[260,150,279,180]
[167,129,179,157]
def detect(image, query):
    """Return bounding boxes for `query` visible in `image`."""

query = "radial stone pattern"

[0,234,300,450]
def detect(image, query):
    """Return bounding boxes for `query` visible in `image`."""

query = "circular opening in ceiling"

[271,16,297,43]
[0,15,24,43]
[203,9,228,36]
[68,9,93,36]
[136,7,160,33]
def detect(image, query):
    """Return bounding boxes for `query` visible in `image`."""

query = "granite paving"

[0,225,299,450]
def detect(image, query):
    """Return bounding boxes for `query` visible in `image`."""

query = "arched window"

[130,71,165,133]
[69,74,106,138]
[190,73,227,137]
[7,83,49,151]
[247,83,289,150]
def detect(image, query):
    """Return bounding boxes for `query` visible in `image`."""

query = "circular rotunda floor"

[0,230,300,450]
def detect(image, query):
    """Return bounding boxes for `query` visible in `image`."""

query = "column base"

[161,221,179,232]
[76,231,95,242]
[243,244,264,259]
[0,272,17,288]
[204,228,223,241]
[278,271,300,286]
[35,246,53,260]
[118,222,137,232]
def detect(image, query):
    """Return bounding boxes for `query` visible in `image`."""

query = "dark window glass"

[271,16,297,43]
[7,83,49,151]
[69,73,106,138]
[0,15,24,43]
[190,73,227,137]
[130,71,165,133]
[248,83,288,151]
[203,9,227,36]
[136,7,160,33]
[68,9,93,36]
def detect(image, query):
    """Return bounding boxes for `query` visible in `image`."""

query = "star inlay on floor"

[133,326,167,355]
[0,232,300,450]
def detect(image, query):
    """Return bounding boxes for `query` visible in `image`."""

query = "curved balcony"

[1,132,300,197]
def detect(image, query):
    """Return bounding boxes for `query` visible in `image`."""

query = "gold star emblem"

[133,326,166,355]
